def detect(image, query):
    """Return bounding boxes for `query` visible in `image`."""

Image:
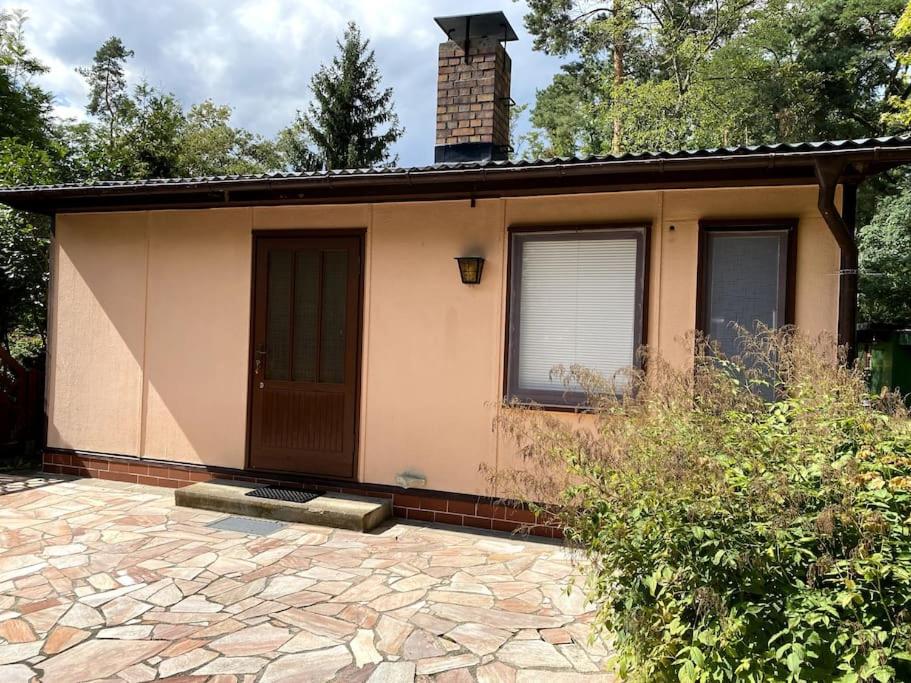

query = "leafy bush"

[858,187,911,326]
[7,326,44,366]
[495,330,911,682]
[0,138,54,357]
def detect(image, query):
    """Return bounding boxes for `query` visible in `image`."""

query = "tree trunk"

[611,0,624,155]
[104,73,116,157]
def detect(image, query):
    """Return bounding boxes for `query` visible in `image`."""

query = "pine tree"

[291,22,403,171]
[77,37,134,155]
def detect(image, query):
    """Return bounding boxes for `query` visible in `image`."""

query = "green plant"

[7,327,43,365]
[494,329,911,681]
[284,21,403,171]
[859,185,911,325]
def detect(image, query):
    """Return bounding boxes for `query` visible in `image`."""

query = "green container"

[857,325,911,401]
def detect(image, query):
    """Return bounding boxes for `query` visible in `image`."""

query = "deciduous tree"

[0,9,52,147]
[0,11,56,360]
[523,0,911,156]
[523,0,759,156]
[178,100,280,176]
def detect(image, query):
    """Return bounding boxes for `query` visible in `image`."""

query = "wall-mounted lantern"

[454,256,484,285]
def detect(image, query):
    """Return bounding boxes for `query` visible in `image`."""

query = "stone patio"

[0,473,615,682]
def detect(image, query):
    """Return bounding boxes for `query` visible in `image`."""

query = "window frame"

[504,223,650,410]
[695,219,798,340]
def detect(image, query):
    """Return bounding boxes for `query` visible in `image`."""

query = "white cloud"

[11,0,567,165]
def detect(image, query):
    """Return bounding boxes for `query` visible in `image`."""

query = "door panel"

[249,235,361,478]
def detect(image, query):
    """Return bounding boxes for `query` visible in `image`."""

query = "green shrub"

[496,330,911,682]
[7,326,44,366]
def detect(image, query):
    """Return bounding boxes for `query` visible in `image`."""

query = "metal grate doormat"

[207,516,286,536]
[245,486,324,504]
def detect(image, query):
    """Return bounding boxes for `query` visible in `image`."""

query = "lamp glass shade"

[455,256,484,284]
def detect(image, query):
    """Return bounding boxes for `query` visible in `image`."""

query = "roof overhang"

[2,138,911,214]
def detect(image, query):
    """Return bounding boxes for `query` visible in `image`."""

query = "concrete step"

[174,479,392,532]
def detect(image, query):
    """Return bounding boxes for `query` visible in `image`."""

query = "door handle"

[254,347,267,375]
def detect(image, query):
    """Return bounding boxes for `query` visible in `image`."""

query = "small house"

[3,12,910,535]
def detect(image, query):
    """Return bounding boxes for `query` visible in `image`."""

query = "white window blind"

[515,234,639,396]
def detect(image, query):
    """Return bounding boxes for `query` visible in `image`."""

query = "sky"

[10,0,568,167]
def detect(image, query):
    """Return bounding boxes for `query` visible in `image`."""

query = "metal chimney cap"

[434,11,518,43]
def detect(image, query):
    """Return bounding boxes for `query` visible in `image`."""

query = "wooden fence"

[0,346,44,453]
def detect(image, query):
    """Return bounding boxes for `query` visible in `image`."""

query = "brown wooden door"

[249,234,362,478]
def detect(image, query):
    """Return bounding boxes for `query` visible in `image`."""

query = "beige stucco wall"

[48,185,840,495]
[142,209,253,468]
[48,212,147,455]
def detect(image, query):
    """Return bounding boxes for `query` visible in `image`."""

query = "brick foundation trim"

[43,450,561,539]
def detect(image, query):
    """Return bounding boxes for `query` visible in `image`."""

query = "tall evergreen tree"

[77,37,134,164]
[286,22,402,171]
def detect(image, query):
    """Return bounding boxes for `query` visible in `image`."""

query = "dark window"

[264,246,351,384]
[505,227,647,407]
[292,250,320,382]
[698,222,795,358]
[319,250,348,384]
[265,250,293,380]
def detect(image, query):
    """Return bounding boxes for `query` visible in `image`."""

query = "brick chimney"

[433,12,518,163]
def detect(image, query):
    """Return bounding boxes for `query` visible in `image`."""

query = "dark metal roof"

[3,136,911,214]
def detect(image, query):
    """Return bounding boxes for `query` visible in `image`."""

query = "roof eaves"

[1,136,910,209]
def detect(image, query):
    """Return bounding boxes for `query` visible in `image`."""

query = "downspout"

[814,159,859,361]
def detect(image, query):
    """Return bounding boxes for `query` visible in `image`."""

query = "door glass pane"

[265,249,293,380]
[705,232,787,358]
[319,250,348,383]
[292,250,320,381]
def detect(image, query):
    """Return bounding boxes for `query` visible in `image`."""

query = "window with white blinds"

[507,228,645,406]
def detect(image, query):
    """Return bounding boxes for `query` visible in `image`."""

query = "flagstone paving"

[0,473,615,682]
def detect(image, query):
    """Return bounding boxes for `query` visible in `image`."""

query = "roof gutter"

[1,144,910,217]
[2,144,911,203]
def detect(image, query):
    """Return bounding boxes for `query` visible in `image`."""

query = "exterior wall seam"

[138,211,151,459]
[45,223,58,446]
[359,203,374,484]
[493,198,508,486]
[656,190,664,351]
